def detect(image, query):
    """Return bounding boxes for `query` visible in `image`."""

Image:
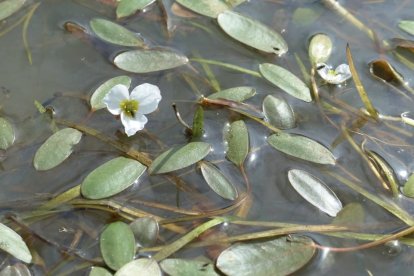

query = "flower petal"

[130,83,162,114]
[103,84,130,115]
[334,64,352,83]
[121,112,148,136]
[316,63,331,81]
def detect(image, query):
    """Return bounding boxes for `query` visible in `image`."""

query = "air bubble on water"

[384,240,402,256]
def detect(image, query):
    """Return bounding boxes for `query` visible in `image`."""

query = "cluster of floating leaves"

[2,0,414,275]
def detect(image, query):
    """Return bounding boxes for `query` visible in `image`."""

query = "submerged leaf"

[100,222,135,270]
[225,120,249,166]
[81,157,146,199]
[114,49,188,73]
[0,0,26,21]
[191,106,204,140]
[0,117,15,150]
[207,86,256,102]
[90,18,145,47]
[217,11,288,55]
[259,63,312,102]
[292,7,323,26]
[33,128,82,171]
[0,223,32,263]
[332,203,365,225]
[90,76,131,110]
[262,95,296,129]
[160,258,219,276]
[369,59,405,85]
[399,20,414,36]
[216,235,315,276]
[403,173,414,198]
[115,258,161,276]
[268,133,335,165]
[149,142,211,174]
[89,267,112,276]
[176,0,229,18]
[200,161,238,200]
[116,0,155,19]
[130,217,159,247]
[288,169,342,217]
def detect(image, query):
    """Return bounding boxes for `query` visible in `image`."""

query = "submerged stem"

[191,58,262,78]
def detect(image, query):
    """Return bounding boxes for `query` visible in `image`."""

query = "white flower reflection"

[316,63,352,84]
[103,83,161,136]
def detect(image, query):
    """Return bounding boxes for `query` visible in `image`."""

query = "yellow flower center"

[327,69,337,76]
[120,99,139,117]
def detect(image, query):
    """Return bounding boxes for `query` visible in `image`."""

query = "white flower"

[316,63,352,84]
[103,83,161,136]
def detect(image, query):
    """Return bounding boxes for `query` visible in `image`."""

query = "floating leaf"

[33,128,82,171]
[100,222,135,270]
[160,258,219,276]
[288,169,342,217]
[81,157,146,199]
[268,133,335,165]
[217,11,288,55]
[0,264,31,276]
[176,0,229,18]
[403,173,414,198]
[399,20,414,36]
[0,117,15,150]
[262,95,296,129]
[225,120,249,166]
[308,33,332,65]
[114,49,188,73]
[0,223,32,263]
[90,76,131,110]
[89,267,112,276]
[116,0,155,19]
[207,86,256,102]
[0,0,25,21]
[216,235,315,276]
[332,203,365,225]
[90,18,145,47]
[149,142,211,174]
[115,259,161,276]
[259,63,311,102]
[130,217,159,247]
[200,161,238,200]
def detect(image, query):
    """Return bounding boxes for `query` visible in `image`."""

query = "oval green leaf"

[115,258,161,276]
[130,217,159,247]
[207,86,256,102]
[403,173,414,198]
[262,95,296,129]
[216,235,315,276]
[116,0,155,19]
[217,11,288,55]
[100,221,135,271]
[200,161,238,200]
[114,49,188,73]
[225,120,249,166]
[81,157,146,199]
[89,267,112,276]
[0,223,32,263]
[90,18,145,47]
[399,20,414,36]
[149,142,211,174]
[308,33,332,65]
[288,169,342,217]
[260,63,311,102]
[267,132,335,165]
[332,203,365,225]
[0,0,25,21]
[0,117,15,150]
[90,76,131,110]
[176,0,229,18]
[160,258,219,276]
[33,128,82,171]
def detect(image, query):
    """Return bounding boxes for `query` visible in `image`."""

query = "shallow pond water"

[1,0,414,275]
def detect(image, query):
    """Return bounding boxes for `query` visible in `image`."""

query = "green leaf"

[89,267,112,276]
[191,106,204,141]
[260,63,311,102]
[332,203,365,225]
[90,18,145,47]
[149,142,211,174]
[160,258,219,276]
[176,0,229,18]
[90,76,131,110]
[0,117,15,150]
[33,128,82,171]
[216,235,315,276]
[115,259,161,276]
[116,0,155,19]
[207,86,256,102]
[217,11,288,55]
[262,95,296,129]
[267,132,335,165]
[0,223,32,263]
[288,169,342,217]
[130,217,159,247]
[114,49,188,73]
[225,120,249,166]
[292,7,323,26]
[403,173,414,198]
[200,161,238,200]
[399,20,414,36]
[81,157,146,200]
[100,222,135,271]
[308,33,332,65]
[0,0,25,21]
